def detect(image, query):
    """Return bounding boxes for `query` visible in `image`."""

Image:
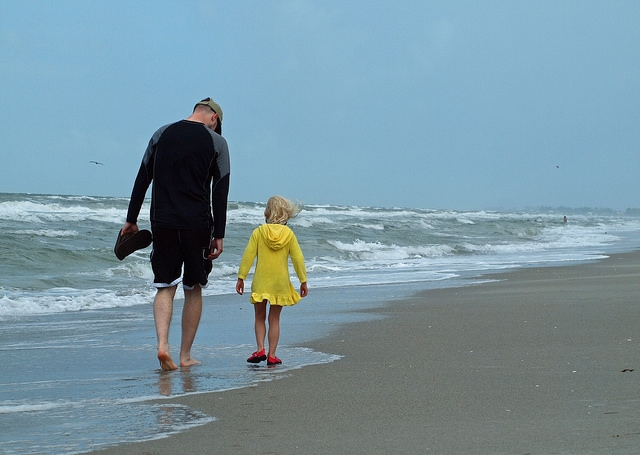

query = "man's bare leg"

[154,286,178,371]
[180,285,203,368]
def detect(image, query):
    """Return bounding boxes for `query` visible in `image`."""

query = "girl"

[236,196,308,366]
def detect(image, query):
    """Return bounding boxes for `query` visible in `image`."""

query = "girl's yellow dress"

[238,224,307,306]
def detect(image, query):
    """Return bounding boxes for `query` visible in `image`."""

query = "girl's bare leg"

[267,304,283,358]
[254,300,268,352]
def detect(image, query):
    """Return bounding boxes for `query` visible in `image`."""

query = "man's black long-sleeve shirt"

[126,120,230,238]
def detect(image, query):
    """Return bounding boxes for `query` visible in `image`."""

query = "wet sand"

[92,251,640,454]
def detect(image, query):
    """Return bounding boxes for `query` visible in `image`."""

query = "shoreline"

[91,250,640,454]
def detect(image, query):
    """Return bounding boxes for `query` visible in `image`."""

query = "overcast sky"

[1,1,638,210]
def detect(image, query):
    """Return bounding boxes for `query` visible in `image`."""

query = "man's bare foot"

[180,356,202,368]
[158,350,178,371]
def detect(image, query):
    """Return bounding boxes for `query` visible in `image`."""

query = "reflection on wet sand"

[157,368,198,396]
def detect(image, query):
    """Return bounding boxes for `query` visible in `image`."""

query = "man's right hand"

[121,222,139,235]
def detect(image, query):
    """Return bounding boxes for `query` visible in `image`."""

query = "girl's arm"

[289,235,308,297]
[236,278,245,295]
[289,235,307,284]
[237,230,259,279]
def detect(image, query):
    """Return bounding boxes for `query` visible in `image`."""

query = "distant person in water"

[236,196,308,366]
[121,97,230,371]
[563,216,568,223]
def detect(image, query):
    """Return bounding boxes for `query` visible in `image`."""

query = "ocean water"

[1,192,639,454]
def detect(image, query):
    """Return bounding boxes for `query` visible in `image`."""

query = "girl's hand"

[236,278,244,295]
[300,282,308,297]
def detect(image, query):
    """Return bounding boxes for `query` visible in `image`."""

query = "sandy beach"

[92,251,640,454]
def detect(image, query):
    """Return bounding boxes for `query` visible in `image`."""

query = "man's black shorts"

[150,228,213,289]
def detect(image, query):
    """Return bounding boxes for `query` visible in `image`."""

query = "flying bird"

[89,160,104,165]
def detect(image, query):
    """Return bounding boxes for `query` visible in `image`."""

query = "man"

[121,97,230,371]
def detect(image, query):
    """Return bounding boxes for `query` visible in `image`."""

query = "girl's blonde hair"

[264,196,302,225]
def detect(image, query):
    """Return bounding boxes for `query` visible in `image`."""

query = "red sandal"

[247,349,267,363]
